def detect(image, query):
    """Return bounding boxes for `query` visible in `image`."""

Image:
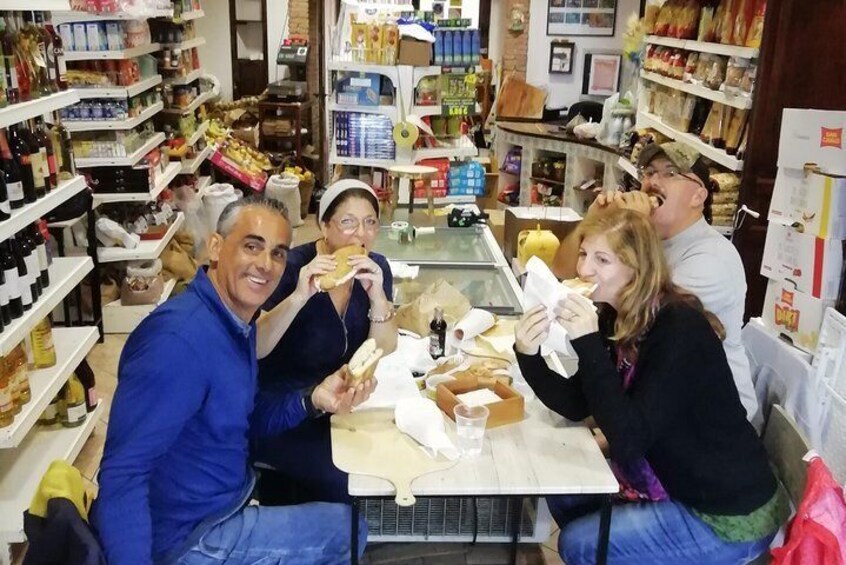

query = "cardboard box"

[336,72,381,107]
[778,109,846,175]
[436,377,524,428]
[398,38,432,66]
[503,208,581,263]
[760,222,845,300]
[485,209,505,249]
[762,279,835,354]
[768,167,846,239]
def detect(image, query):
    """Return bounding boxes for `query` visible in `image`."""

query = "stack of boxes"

[761,109,846,355]
[448,161,486,196]
[413,159,449,199]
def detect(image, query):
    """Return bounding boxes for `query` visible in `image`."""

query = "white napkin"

[523,256,578,358]
[394,398,460,461]
[355,336,435,411]
[386,259,419,280]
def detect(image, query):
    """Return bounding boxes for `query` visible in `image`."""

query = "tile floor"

[14,218,567,564]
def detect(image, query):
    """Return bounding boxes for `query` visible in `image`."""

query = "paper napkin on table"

[394,398,460,461]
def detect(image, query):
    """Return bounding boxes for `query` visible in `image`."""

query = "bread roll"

[316,244,366,291]
[347,338,383,385]
[561,278,597,297]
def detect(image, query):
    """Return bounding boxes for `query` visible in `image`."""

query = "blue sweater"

[258,241,393,392]
[92,268,308,565]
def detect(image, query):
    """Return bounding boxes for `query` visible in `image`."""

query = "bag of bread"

[396,280,472,337]
[745,0,766,48]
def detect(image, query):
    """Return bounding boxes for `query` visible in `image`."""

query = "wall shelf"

[75,132,165,168]
[63,101,164,132]
[75,75,163,100]
[64,43,161,61]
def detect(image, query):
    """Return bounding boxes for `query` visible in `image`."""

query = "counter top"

[496,121,626,156]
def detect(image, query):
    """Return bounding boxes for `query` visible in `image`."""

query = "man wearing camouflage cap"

[553,142,761,430]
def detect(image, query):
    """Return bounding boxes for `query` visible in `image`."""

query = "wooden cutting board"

[495,74,547,120]
[331,409,458,506]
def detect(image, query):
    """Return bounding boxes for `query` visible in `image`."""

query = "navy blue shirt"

[259,241,393,392]
[93,269,308,564]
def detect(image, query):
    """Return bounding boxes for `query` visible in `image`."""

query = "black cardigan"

[516,302,776,516]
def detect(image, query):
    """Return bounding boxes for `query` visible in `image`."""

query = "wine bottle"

[0,167,10,221]
[75,359,97,412]
[38,394,59,426]
[0,129,25,209]
[10,15,32,102]
[44,13,67,92]
[0,241,23,319]
[32,223,49,288]
[0,358,13,428]
[30,317,56,369]
[20,122,46,200]
[8,342,31,412]
[11,237,33,311]
[33,118,55,191]
[59,374,86,428]
[22,13,50,98]
[56,121,75,177]
[428,307,447,359]
[8,125,36,204]
[33,13,57,94]
[18,231,41,300]
[0,16,20,104]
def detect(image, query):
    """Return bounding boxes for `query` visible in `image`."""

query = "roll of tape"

[389,221,409,241]
[393,122,420,149]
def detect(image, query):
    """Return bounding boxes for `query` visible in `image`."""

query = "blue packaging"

[433,30,444,65]
[442,30,452,65]
[452,30,462,67]
[462,29,472,65]
[471,29,480,65]
[336,73,381,106]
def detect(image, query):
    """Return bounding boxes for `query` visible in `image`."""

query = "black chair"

[566,101,604,124]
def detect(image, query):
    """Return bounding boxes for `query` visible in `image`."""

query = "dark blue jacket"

[92,268,308,565]
[258,241,393,392]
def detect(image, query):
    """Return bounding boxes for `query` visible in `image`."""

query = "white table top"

[345,400,619,498]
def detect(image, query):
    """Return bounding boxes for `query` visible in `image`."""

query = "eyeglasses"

[333,216,380,234]
[638,166,704,187]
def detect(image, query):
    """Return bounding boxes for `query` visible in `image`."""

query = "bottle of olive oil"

[59,373,86,428]
[30,317,56,369]
[0,360,14,428]
[7,343,30,413]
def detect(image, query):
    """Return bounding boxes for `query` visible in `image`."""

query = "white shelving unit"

[63,101,164,132]
[640,71,753,110]
[178,9,205,21]
[162,90,210,115]
[327,101,397,122]
[0,91,80,129]
[53,8,173,22]
[617,156,639,178]
[0,402,103,545]
[163,68,203,86]
[75,132,166,168]
[637,111,744,171]
[92,162,181,205]
[180,145,212,175]
[97,213,185,263]
[327,60,399,86]
[0,176,87,243]
[64,43,162,61]
[328,151,395,168]
[644,35,759,59]
[75,75,163,100]
[163,37,205,50]
[414,136,477,161]
[187,120,210,146]
[102,278,177,334]
[0,257,94,357]
[0,327,99,449]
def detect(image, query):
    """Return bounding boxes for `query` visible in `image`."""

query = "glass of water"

[453,404,489,457]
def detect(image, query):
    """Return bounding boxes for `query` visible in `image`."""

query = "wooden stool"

[387,165,439,221]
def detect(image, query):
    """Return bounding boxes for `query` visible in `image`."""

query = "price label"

[442,101,475,116]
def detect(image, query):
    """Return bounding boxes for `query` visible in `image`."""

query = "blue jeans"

[174,503,367,565]
[547,495,774,565]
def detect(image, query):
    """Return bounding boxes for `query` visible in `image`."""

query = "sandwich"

[347,338,384,386]
[315,244,366,291]
[561,278,597,298]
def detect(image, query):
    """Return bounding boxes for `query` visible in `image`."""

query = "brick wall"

[501,0,529,80]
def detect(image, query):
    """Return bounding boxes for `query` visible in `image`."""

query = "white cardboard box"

[769,167,846,239]
[779,109,846,175]
[762,279,835,354]
[761,222,844,300]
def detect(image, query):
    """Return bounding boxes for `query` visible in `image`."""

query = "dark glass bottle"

[10,15,32,101]
[22,13,50,98]
[75,359,97,412]
[18,231,41,301]
[7,125,36,204]
[0,130,24,209]
[9,238,32,312]
[0,167,10,221]
[44,13,67,91]
[20,122,46,199]
[32,119,54,191]
[56,121,75,177]
[31,223,48,289]
[33,13,57,94]
[0,267,10,327]
[0,16,20,104]
[428,307,447,360]
[0,241,23,319]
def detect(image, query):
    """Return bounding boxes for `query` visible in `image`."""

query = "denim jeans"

[547,495,774,565]
[174,503,367,565]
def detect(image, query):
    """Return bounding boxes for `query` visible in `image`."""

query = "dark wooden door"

[734,0,846,318]
[229,0,269,100]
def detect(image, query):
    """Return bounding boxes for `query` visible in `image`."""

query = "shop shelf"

[413,136,478,160]
[53,8,173,22]
[75,132,166,168]
[530,176,567,187]
[327,101,397,121]
[187,120,210,146]
[162,37,206,50]
[0,257,94,357]
[0,327,99,449]
[97,213,185,263]
[64,43,162,61]
[46,213,87,229]
[328,151,395,168]
[637,111,744,171]
[75,75,163,99]
[645,35,759,59]
[617,156,639,178]
[102,278,177,334]
[162,91,211,115]
[177,9,205,21]
[63,101,164,132]
[0,402,103,544]
[179,144,213,175]
[0,91,81,129]
[640,71,753,110]
[163,68,203,86]
[413,66,442,86]
[328,60,399,86]
[0,176,87,243]
[92,162,180,204]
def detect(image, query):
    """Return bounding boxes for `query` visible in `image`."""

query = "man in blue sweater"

[92,197,375,564]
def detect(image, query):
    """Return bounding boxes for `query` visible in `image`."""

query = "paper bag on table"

[396,280,472,337]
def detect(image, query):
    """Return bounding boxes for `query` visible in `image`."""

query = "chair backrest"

[763,404,812,506]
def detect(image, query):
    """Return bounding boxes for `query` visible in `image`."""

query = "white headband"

[318,179,379,222]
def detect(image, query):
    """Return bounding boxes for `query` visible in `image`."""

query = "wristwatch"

[302,386,327,419]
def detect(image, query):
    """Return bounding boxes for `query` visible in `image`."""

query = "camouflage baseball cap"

[636,142,711,190]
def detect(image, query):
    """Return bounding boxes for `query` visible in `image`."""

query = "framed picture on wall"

[581,52,622,96]
[547,0,617,37]
[549,41,575,74]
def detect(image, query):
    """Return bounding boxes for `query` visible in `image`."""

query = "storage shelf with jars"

[0,326,98,449]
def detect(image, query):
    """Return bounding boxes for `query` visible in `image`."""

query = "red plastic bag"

[770,455,846,565]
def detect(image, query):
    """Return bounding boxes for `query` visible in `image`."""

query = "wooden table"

[340,400,619,564]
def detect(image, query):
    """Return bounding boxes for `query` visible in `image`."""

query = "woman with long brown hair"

[515,209,787,564]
